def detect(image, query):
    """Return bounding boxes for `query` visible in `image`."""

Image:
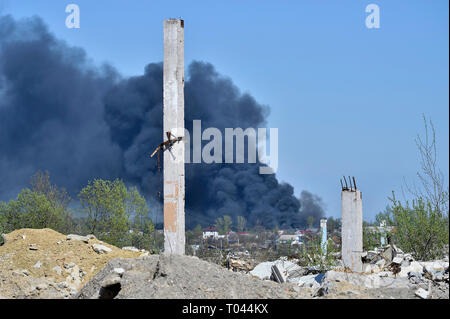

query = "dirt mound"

[0,228,147,298]
[76,254,312,299]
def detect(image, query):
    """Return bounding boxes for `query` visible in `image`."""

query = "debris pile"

[1,229,448,299]
[250,257,309,283]
[0,228,147,298]
[76,254,311,299]
[249,245,449,299]
[226,251,256,273]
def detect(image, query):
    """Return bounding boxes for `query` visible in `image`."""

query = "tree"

[327,216,341,233]
[375,206,393,226]
[130,218,155,250]
[385,193,448,260]
[29,171,74,233]
[214,215,232,235]
[307,216,315,229]
[403,115,449,215]
[128,186,150,232]
[126,186,155,250]
[363,221,381,251]
[30,171,71,210]
[382,116,449,260]
[193,224,203,239]
[78,179,131,247]
[237,216,246,232]
[0,171,75,236]
[273,225,279,234]
[0,188,73,234]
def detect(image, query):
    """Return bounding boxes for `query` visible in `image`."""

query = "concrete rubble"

[92,244,112,254]
[1,228,448,299]
[249,244,449,299]
[75,254,309,299]
[226,251,256,273]
[66,234,90,243]
[251,258,306,281]
[415,287,429,299]
[75,244,448,299]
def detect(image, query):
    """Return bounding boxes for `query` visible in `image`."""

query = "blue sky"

[2,0,448,221]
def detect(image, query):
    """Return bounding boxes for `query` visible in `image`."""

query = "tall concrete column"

[320,218,327,254]
[163,19,185,255]
[341,189,363,272]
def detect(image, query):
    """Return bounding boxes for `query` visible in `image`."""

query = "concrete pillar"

[320,218,327,254]
[163,19,185,255]
[380,220,386,246]
[341,189,363,272]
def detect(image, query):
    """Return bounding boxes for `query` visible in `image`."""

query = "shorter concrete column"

[341,189,363,272]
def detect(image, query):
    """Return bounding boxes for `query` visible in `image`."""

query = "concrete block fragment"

[66,234,90,243]
[271,265,286,283]
[92,244,112,254]
[415,288,429,299]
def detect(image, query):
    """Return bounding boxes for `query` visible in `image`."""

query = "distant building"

[203,227,219,239]
[294,230,306,236]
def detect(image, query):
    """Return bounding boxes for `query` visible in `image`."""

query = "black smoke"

[0,15,323,229]
[298,191,326,227]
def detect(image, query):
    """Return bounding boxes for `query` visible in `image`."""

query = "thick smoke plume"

[298,191,326,227]
[0,15,324,229]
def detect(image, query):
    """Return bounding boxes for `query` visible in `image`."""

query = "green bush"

[78,179,152,248]
[0,188,74,234]
[363,222,382,251]
[298,238,339,271]
[381,193,449,260]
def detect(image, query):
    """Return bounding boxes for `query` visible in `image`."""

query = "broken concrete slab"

[113,268,125,276]
[398,261,424,278]
[381,246,394,263]
[408,271,423,284]
[415,287,429,299]
[250,261,274,280]
[92,244,112,254]
[271,265,286,283]
[66,234,90,243]
[101,274,121,288]
[296,274,321,289]
[323,270,410,289]
[422,261,448,273]
[250,258,306,282]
